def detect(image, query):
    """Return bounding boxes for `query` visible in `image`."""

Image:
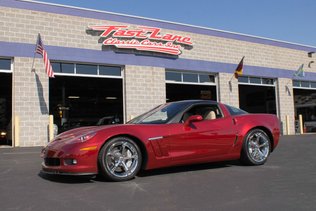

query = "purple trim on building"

[1,40,316,81]
[1,0,316,52]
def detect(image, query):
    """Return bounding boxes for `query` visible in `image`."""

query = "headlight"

[78,132,97,142]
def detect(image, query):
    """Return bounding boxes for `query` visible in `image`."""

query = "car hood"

[53,124,119,142]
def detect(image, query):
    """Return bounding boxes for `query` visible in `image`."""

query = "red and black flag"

[234,56,244,79]
[35,33,55,78]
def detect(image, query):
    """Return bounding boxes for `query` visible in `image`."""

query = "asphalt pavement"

[0,135,316,211]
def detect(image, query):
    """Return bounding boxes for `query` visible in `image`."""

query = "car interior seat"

[204,110,216,120]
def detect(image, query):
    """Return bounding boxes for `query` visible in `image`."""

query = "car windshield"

[128,102,190,124]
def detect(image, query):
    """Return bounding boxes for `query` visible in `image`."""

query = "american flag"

[35,33,55,78]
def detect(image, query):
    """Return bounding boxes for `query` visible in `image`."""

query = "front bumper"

[40,169,96,176]
[41,141,99,175]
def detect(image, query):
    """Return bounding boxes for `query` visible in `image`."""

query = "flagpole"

[31,33,40,72]
[229,74,234,82]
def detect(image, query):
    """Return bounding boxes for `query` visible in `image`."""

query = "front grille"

[44,158,60,166]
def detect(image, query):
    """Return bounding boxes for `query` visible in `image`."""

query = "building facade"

[0,0,316,147]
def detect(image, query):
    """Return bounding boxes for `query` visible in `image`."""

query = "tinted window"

[249,77,261,84]
[262,78,274,85]
[183,73,198,83]
[200,74,215,83]
[225,105,248,116]
[182,104,223,122]
[301,81,310,88]
[293,80,300,87]
[129,101,191,124]
[238,76,248,83]
[99,66,121,76]
[61,63,74,73]
[0,59,11,70]
[51,62,61,73]
[51,63,75,73]
[166,72,181,81]
[76,64,97,75]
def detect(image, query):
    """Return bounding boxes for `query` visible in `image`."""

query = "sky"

[36,0,316,47]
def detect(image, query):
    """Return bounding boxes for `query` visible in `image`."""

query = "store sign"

[88,25,193,55]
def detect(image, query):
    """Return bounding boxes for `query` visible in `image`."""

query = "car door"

[165,105,236,165]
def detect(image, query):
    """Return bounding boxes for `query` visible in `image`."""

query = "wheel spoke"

[111,162,120,173]
[121,161,129,172]
[257,149,264,159]
[255,134,261,143]
[121,143,127,155]
[258,142,268,148]
[124,154,138,160]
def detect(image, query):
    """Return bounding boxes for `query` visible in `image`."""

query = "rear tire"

[240,129,271,165]
[98,137,142,182]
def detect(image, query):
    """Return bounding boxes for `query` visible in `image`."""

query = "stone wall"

[124,65,166,121]
[218,73,239,107]
[277,78,295,135]
[13,57,49,146]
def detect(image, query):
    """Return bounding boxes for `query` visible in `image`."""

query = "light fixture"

[105,97,117,100]
[308,61,314,68]
[308,52,315,58]
[68,96,80,99]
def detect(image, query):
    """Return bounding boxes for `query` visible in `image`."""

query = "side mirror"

[184,115,203,128]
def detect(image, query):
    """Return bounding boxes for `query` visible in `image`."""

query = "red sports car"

[41,100,280,181]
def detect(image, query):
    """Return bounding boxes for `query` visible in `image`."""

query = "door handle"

[233,118,237,125]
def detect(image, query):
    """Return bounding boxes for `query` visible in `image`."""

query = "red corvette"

[41,100,280,181]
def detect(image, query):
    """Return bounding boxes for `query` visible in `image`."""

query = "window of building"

[0,58,11,72]
[238,76,275,86]
[166,70,215,84]
[76,64,97,75]
[99,66,121,76]
[293,80,316,89]
[51,62,122,77]
[238,76,277,114]
[165,70,217,102]
[293,80,316,133]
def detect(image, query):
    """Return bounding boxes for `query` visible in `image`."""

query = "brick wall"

[124,65,166,121]
[218,73,239,107]
[13,57,49,146]
[277,78,295,135]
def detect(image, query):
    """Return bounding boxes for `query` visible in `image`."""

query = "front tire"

[98,137,142,181]
[240,129,271,165]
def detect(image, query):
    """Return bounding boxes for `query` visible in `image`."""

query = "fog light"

[64,159,77,165]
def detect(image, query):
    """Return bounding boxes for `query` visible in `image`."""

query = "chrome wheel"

[104,140,140,179]
[241,129,271,165]
[247,131,270,163]
[99,137,142,181]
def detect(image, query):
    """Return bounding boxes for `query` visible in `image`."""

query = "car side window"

[181,104,223,122]
[225,105,248,116]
